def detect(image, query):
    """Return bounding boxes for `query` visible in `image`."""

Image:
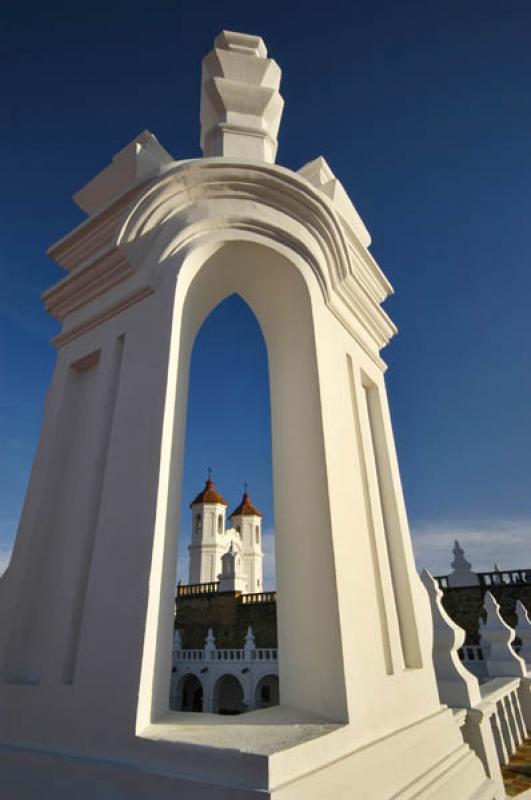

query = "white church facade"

[188,475,264,592]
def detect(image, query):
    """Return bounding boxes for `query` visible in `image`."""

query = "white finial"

[515,600,531,669]
[204,627,216,656]
[451,540,471,571]
[200,31,284,163]
[244,625,256,660]
[481,592,527,678]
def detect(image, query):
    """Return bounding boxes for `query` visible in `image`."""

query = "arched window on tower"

[255,526,259,544]
[218,514,223,534]
[195,514,202,536]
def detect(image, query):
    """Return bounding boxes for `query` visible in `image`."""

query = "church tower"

[229,488,264,592]
[188,474,227,584]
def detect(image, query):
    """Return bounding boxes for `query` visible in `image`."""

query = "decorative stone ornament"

[244,626,256,660]
[200,30,284,162]
[0,30,496,800]
[421,569,481,708]
[481,591,527,678]
[447,539,480,587]
[204,627,216,656]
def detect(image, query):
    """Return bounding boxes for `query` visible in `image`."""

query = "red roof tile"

[190,479,227,507]
[229,492,263,518]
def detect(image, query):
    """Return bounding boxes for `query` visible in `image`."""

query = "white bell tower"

[229,487,264,592]
[188,472,227,583]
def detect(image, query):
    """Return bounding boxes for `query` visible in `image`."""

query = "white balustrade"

[421,570,505,798]
[422,571,531,796]
[172,625,278,666]
[174,646,278,663]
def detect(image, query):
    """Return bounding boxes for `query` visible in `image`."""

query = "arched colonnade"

[171,666,279,714]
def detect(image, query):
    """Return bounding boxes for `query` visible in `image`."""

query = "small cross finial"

[244,481,248,495]
[207,467,212,481]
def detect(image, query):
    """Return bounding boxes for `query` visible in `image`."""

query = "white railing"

[422,570,531,798]
[256,648,277,660]
[174,649,204,661]
[240,591,276,604]
[172,626,278,665]
[434,568,531,588]
[213,648,244,661]
[480,677,527,766]
[174,646,278,663]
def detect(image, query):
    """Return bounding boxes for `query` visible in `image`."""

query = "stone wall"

[176,592,277,648]
[441,584,531,644]
[176,583,531,649]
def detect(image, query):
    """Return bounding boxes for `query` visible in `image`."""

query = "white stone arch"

[175,672,204,712]
[137,229,349,729]
[212,672,245,714]
[254,673,279,709]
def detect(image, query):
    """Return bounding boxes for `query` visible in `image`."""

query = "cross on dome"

[189,472,227,507]
[229,487,263,518]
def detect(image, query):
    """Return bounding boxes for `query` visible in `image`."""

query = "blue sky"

[2,1,531,582]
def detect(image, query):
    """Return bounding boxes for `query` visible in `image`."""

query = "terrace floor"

[502,738,531,796]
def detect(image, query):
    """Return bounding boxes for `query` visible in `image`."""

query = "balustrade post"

[503,694,521,748]
[497,699,515,758]
[490,707,509,765]
[463,703,506,796]
[509,691,526,744]
[481,592,527,678]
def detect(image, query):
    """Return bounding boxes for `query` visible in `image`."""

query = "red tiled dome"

[190,478,227,507]
[229,492,263,518]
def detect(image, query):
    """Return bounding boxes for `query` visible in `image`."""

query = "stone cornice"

[46,158,397,362]
[43,248,132,321]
